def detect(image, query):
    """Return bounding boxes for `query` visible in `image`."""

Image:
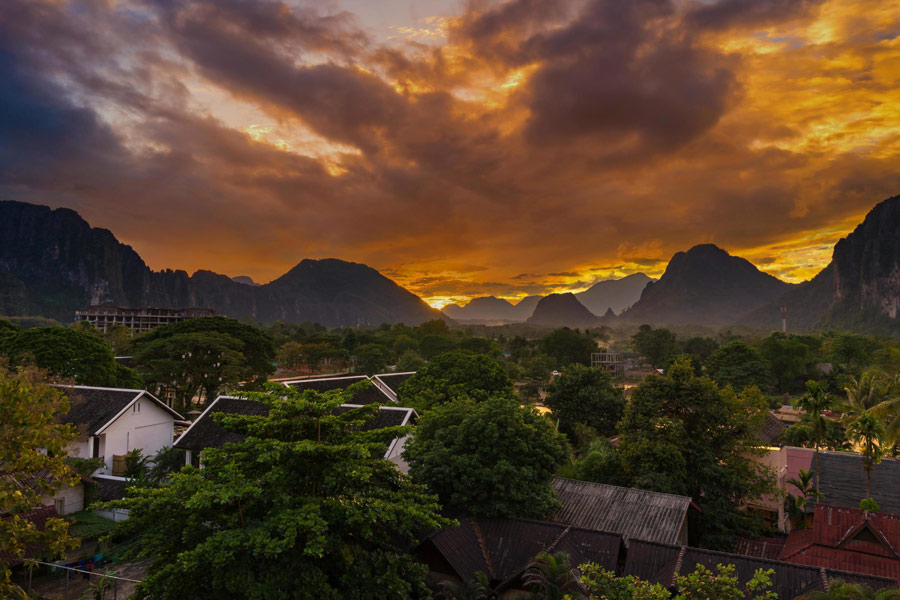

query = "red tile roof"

[779,504,900,584]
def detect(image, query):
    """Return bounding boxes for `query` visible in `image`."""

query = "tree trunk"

[865,467,871,500]
[814,444,820,495]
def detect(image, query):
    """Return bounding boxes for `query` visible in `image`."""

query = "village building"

[74,305,215,333]
[550,478,693,546]
[371,372,416,403]
[57,386,184,476]
[282,374,397,405]
[778,504,900,585]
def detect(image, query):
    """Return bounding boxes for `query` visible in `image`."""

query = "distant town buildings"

[74,305,215,333]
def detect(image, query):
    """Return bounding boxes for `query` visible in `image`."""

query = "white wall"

[64,437,92,460]
[99,395,176,470]
[42,483,84,515]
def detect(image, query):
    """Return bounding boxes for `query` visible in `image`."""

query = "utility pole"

[780,305,787,333]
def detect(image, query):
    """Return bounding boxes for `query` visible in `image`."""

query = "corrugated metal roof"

[551,478,691,545]
[424,517,621,586]
[735,536,786,561]
[813,452,900,515]
[780,504,900,584]
[0,506,60,564]
[286,376,393,405]
[758,414,787,446]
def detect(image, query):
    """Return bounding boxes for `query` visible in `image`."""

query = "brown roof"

[425,517,622,589]
[0,506,60,564]
[56,386,183,435]
[758,413,787,446]
[551,478,691,545]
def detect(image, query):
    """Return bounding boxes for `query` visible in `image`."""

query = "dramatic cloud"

[1,0,899,306]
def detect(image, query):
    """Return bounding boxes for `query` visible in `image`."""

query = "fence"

[22,560,142,600]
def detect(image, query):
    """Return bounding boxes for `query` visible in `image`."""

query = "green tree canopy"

[133,331,246,415]
[705,341,773,392]
[538,328,596,367]
[759,333,821,393]
[133,316,275,380]
[632,325,679,369]
[545,365,625,438]
[102,383,449,599]
[398,350,513,411]
[403,395,568,519]
[395,349,425,372]
[354,343,389,375]
[0,326,140,387]
[617,358,774,549]
[0,365,79,597]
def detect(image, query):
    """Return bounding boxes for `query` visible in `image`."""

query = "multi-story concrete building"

[74,305,215,333]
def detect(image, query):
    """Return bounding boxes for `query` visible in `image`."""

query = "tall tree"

[0,326,140,387]
[102,383,449,599]
[353,343,389,375]
[403,395,568,519]
[538,328,596,368]
[631,325,679,369]
[133,316,275,382]
[617,358,774,549]
[398,350,513,411]
[705,341,773,392]
[133,331,245,414]
[847,412,886,501]
[0,365,79,597]
[795,380,834,494]
[545,365,625,438]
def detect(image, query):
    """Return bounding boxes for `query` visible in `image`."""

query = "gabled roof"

[757,414,787,446]
[550,478,691,545]
[813,452,900,515]
[779,504,900,584]
[56,385,183,435]
[425,517,621,589]
[373,372,415,394]
[626,538,894,598]
[282,375,394,405]
[174,396,415,458]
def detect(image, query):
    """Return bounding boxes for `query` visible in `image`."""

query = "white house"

[57,386,185,475]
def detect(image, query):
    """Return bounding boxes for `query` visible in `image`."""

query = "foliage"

[545,365,625,438]
[578,562,775,600]
[782,417,849,451]
[67,511,117,541]
[395,349,425,372]
[759,333,821,393]
[680,336,720,373]
[354,343,389,375]
[133,316,275,381]
[404,395,568,519]
[398,350,513,411]
[0,326,140,387]
[538,328,596,368]
[101,382,449,599]
[521,551,583,600]
[617,358,774,549]
[436,571,493,600]
[860,497,881,512]
[848,412,886,500]
[0,364,79,597]
[148,446,186,484]
[798,579,900,599]
[705,341,772,391]
[133,331,246,415]
[276,341,304,370]
[632,325,679,369]
[796,380,835,492]
[786,468,824,510]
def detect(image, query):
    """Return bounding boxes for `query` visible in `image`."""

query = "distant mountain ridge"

[0,201,443,326]
[526,293,599,328]
[620,244,793,326]
[441,274,651,323]
[743,195,900,334]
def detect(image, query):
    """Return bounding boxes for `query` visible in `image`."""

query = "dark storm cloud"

[685,0,827,31]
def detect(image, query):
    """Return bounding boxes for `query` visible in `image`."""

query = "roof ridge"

[545,525,572,553]
[672,546,686,586]
[552,477,693,503]
[470,517,495,580]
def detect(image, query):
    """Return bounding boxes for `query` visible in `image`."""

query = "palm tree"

[521,551,584,600]
[799,579,900,599]
[847,412,887,501]
[844,373,882,415]
[796,381,832,493]
[785,468,824,529]
[437,571,493,600]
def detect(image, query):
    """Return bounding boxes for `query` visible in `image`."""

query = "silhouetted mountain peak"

[526,293,598,328]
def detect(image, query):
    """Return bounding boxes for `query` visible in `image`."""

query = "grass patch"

[67,511,116,541]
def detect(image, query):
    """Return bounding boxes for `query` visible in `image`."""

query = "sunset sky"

[2,0,899,308]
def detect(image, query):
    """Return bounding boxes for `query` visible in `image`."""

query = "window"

[55,498,65,515]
